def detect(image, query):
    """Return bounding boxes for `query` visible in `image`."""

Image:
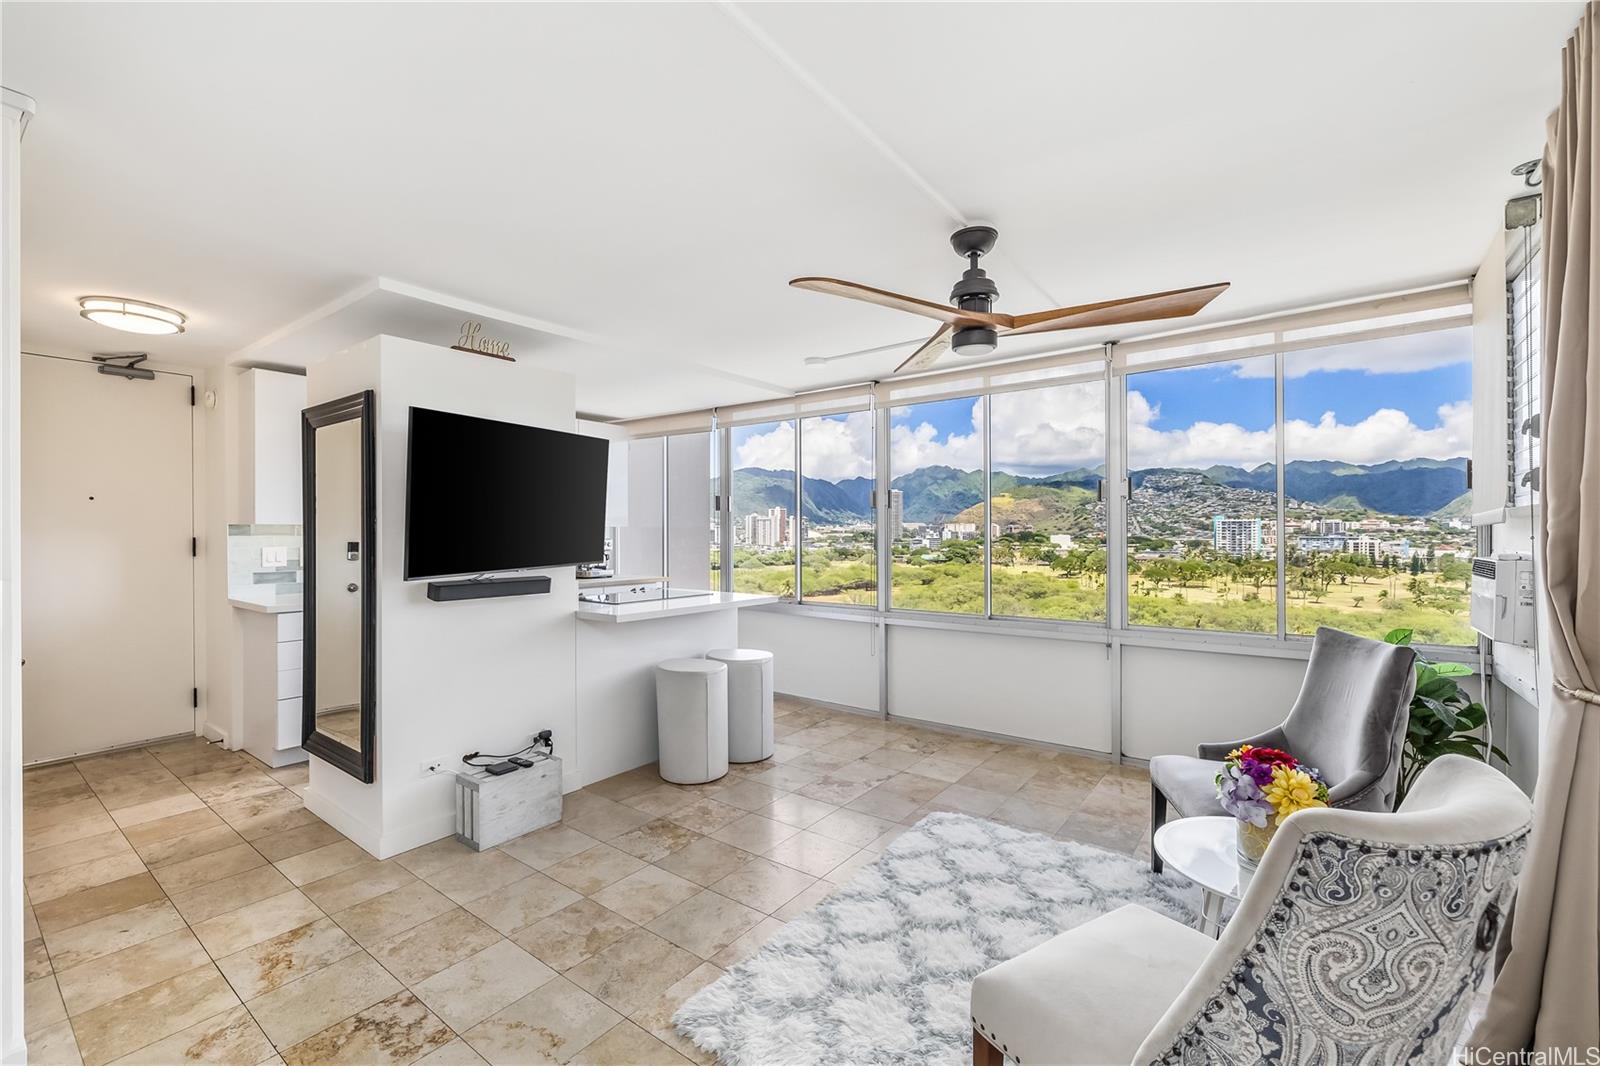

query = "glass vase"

[1236,819,1277,867]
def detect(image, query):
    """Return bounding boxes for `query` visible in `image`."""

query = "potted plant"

[1383,628,1507,803]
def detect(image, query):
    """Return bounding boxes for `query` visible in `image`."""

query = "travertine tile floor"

[21,698,1152,1065]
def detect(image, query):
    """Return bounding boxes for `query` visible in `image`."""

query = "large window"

[1125,356,1278,633]
[989,382,1107,621]
[1283,329,1474,644]
[888,397,984,614]
[799,412,876,606]
[729,420,796,597]
[668,301,1477,648]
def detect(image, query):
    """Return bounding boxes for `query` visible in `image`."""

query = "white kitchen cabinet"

[238,606,307,767]
[236,367,307,524]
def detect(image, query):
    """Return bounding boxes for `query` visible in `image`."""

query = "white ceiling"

[2,2,1576,420]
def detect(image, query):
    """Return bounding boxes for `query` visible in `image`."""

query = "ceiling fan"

[791,226,1230,374]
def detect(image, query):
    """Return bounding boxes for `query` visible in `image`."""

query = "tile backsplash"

[227,523,303,593]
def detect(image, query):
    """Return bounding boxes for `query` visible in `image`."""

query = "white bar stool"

[655,658,729,784]
[706,648,774,763]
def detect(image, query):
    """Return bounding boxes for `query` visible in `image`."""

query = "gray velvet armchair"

[1147,626,1417,872]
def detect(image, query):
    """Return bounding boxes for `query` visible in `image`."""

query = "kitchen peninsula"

[575,588,776,784]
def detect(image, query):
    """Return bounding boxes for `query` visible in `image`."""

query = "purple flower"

[1238,756,1275,786]
[1217,765,1273,827]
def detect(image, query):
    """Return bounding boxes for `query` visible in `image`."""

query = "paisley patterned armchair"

[970,755,1532,1065]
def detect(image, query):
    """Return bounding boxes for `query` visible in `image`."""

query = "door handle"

[346,583,359,593]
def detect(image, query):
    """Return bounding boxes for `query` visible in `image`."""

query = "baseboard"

[302,786,384,858]
[303,784,466,860]
[201,722,228,745]
[378,812,459,860]
[2,1035,27,1065]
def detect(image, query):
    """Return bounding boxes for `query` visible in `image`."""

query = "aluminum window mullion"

[1106,347,1127,633]
[1275,349,1287,639]
[982,394,993,619]
[793,419,802,603]
[718,424,732,593]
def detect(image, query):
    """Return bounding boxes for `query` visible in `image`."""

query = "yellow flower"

[1265,765,1327,824]
[1228,745,1252,761]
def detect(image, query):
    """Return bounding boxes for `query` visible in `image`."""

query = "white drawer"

[276,697,303,749]
[277,668,302,701]
[277,640,303,671]
[276,612,303,642]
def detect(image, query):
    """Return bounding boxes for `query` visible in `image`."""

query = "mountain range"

[732,457,1468,528]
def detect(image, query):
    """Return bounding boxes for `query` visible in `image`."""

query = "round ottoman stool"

[655,658,729,784]
[706,648,774,763]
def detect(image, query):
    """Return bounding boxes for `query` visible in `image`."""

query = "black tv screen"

[404,407,609,580]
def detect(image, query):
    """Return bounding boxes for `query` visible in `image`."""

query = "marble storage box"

[454,756,563,850]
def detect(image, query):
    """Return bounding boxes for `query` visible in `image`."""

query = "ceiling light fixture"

[78,296,186,335]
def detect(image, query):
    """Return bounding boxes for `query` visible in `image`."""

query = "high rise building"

[887,489,904,542]
[1319,518,1346,536]
[1212,515,1263,555]
[1347,534,1383,561]
[742,505,791,548]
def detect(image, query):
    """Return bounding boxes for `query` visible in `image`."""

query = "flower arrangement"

[1216,745,1329,864]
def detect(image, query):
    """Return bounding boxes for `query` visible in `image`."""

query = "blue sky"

[735,328,1475,478]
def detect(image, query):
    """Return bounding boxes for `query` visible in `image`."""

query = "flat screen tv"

[404,407,609,580]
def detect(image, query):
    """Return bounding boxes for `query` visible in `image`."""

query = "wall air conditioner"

[1470,554,1536,647]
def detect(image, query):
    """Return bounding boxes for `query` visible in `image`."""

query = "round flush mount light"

[78,296,186,335]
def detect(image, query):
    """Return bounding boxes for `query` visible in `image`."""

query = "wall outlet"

[420,760,446,777]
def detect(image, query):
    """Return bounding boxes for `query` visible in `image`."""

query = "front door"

[21,353,195,762]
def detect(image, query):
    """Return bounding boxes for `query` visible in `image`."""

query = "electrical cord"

[462,730,553,768]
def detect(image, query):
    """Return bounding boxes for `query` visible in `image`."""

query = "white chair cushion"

[970,904,1213,1066]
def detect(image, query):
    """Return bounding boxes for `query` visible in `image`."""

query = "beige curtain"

[1472,3,1600,1055]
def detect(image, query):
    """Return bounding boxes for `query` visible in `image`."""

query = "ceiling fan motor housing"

[949,226,1000,355]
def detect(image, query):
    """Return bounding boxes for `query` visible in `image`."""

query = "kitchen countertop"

[576,590,777,624]
[229,588,304,614]
[574,574,667,588]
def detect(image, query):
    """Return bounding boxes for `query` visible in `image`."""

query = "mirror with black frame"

[302,390,376,782]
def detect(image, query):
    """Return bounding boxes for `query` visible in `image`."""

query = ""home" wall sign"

[451,320,515,362]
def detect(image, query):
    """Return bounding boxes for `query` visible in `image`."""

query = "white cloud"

[1126,391,1472,469]
[800,412,874,482]
[736,380,1470,481]
[733,421,796,473]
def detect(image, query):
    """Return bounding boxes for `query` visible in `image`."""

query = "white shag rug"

[674,812,1200,1066]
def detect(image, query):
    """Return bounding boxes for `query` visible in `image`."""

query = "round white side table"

[1152,815,1254,937]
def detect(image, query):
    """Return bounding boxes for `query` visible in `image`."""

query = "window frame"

[702,310,1478,656]
[796,410,880,610]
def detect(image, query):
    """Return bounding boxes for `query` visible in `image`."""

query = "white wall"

[742,609,879,712]
[889,625,1113,752]
[1119,644,1307,759]
[740,609,1333,761]
[1,94,27,1066]
[303,336,578,859]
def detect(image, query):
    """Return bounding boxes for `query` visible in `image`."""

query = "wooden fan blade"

[894,325,952,374]
[792,277,1011,328]
[1002,283,1230,337]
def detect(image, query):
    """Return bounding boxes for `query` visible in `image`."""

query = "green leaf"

[1432,662,1473,677]
[1457,704,1487,728]
[1385,628,1415,646]
[1417,676,1459,699]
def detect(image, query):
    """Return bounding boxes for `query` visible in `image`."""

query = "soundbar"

[426,575,552,602]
